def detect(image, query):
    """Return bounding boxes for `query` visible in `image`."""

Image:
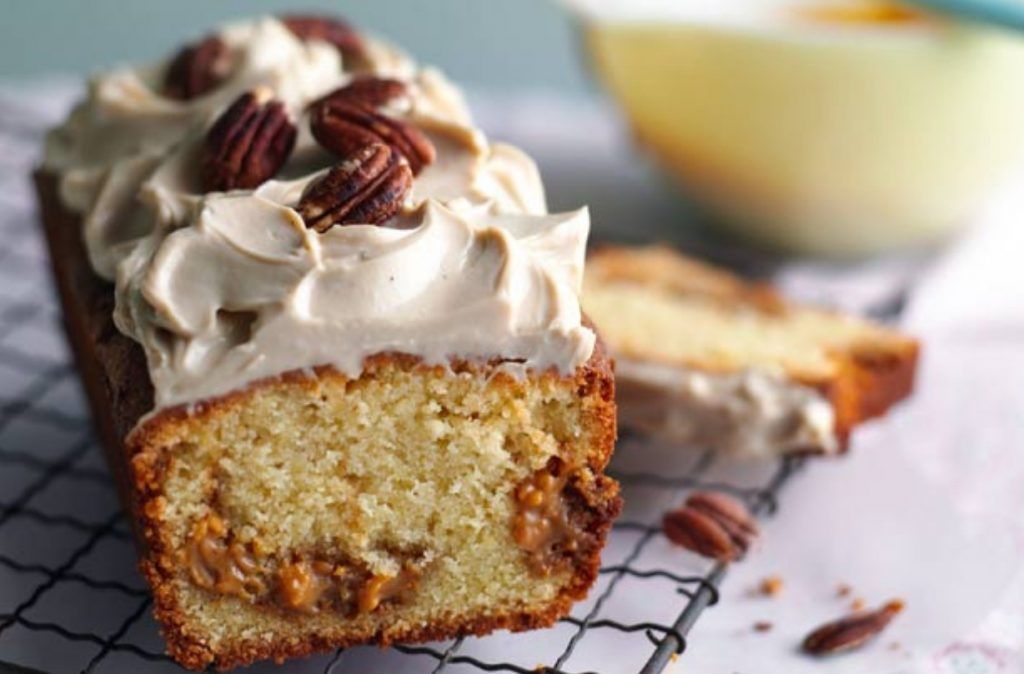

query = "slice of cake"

[583,245,917,457]
[38,15,619,670]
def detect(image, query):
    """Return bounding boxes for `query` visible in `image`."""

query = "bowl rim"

[557,0,996,47]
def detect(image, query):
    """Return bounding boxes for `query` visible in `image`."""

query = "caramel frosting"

[44,16,595,409]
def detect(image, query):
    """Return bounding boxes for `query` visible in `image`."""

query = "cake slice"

[583,245,917,456]
[38,15,618,670]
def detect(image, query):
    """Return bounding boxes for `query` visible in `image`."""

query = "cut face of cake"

[38,15,618,670]
[583,245,917,457]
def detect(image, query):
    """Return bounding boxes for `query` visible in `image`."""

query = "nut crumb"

[753,621,774,632]
[851,598,866,611]
[837,583,852,598]
[759,575,784,597]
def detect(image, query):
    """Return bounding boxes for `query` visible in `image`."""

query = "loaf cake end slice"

[38,172,619,671]
[38,13,620,669]
[583,244,918,456]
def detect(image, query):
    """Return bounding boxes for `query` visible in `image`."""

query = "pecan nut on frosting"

[310,97,436,175]
[202,89,297,192]
[281,14,366,63]
[164,35,233,101]
[297,142,412,232]
[313,77,410,111]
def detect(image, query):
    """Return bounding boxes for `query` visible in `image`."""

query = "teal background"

[0,0,590,93]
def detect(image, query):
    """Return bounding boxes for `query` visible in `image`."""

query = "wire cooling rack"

[0,190,808,673]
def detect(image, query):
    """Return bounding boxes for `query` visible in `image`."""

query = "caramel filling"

[277,559,340,614]
[186,514,266,600]
[184,514,422,615]
[512,460,584,576]
[358,566,421,614]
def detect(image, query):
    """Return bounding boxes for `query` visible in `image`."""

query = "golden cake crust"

[37,171,620,670]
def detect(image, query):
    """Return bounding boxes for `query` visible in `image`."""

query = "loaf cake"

[583,245,917,457]
[38,15,619,670]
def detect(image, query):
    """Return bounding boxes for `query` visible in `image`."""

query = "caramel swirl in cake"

[358,565,423,614]
[277,559,338,613]
[185,514,266,600]
[512,461,585,576]
[186,514,423,615]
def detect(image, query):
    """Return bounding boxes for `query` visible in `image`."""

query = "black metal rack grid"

[0,197,811,673]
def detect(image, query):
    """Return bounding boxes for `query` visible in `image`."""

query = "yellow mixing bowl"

[575,1,1024,255]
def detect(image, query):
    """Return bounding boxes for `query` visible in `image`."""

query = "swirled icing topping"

[44,16,595,409]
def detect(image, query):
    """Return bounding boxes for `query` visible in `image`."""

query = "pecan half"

[297,143,412,232]
[164,35,233,101]
[662,507,736,561]
[202,89,297,192]
[662,490,758,562]
[310,99,435,175]
[802,600,905,655]
[313,77,409,111]
[281,14,366,63]
[686,491,759,554]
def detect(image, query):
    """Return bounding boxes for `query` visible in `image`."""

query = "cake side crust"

[802,339,919,446]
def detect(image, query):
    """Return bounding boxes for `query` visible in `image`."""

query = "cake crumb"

[836,583,852,598]
[758,575,784,597]
[851,597,866,611]
[753,620,773,632]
